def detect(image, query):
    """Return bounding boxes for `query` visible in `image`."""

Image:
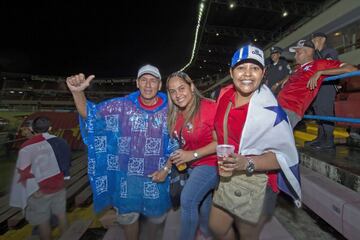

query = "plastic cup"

[216,144,235,177]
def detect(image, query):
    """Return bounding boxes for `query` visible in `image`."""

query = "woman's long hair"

[166,71,204,135]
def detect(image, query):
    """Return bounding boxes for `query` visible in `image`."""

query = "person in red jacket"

[277,39,357,130]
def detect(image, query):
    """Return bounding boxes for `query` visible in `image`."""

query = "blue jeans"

[179,165,219,240]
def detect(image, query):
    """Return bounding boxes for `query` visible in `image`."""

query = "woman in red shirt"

[167,71,218,240]
[209,44,300,240]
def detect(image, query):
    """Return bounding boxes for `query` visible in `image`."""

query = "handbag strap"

[223,101,232,144]
[178,126,184,148]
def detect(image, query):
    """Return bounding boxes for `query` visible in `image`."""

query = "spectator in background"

[264,46,292,95]
[277,39,357,130]
[312,32,338,60]
[9,117,71,240]
[66,65,175,240]
[20,119,34,139]
[305,32,340,149]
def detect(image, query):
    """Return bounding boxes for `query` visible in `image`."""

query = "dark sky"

[0,1,199,78]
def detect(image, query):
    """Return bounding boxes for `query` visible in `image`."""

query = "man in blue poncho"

[66,65,176,239]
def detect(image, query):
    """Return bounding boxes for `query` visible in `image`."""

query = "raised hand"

[66,73,95,93]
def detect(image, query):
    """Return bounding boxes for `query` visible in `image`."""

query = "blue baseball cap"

[231,44,265,69]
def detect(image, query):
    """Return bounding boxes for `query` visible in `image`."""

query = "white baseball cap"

[137,64,161,79]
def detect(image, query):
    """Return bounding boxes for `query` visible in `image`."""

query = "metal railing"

[304,70,360,124]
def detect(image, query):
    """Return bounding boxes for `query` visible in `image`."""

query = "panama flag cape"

[238,85,301,206]
[9,133,62,210]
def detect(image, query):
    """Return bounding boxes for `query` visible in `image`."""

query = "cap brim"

[137,71,161,79]
[232,59,264,69]
[289,46,300,52]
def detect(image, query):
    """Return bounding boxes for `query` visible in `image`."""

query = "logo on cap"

[289,40,315,52]
[252,49,262,58]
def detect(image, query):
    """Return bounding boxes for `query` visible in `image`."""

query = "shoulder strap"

[223,102,232,144]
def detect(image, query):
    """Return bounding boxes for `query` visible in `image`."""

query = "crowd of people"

[9,31,358,240]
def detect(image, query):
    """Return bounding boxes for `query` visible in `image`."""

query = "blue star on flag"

[264,105,289,127]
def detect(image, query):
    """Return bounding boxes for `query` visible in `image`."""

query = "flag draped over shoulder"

[239,85,301,206]
[9,133,63,209]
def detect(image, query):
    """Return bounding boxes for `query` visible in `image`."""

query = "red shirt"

[278,59,341,117]
[138,96,163,110]
[214,87,248,153]
[173,99,218,167]
[215,86,278,192]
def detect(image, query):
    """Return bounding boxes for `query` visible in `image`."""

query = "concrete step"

[343,202,360,240]
[299,147,360,193]
[301,166,360,240]
[260,217,294,240]
[102,208,293,240]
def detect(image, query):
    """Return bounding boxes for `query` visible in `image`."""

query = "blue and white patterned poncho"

[80,91,178,216]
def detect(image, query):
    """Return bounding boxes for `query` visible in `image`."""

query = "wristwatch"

[245,158,255,176]
[193,151,199,160]
[163,165,171,174]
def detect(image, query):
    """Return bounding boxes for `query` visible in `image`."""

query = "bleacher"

[294,119,360,240]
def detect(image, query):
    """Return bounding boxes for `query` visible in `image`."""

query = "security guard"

[265,46,292,95]
[305,32,339,149]
[312,32,338,60]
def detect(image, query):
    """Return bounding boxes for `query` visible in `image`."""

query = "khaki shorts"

[116,212,168,225]
[26,189,66,225]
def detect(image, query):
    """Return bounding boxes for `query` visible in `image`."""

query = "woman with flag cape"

[209,44,301,240]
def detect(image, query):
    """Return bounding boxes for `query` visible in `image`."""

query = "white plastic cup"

[216,144,235,177]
